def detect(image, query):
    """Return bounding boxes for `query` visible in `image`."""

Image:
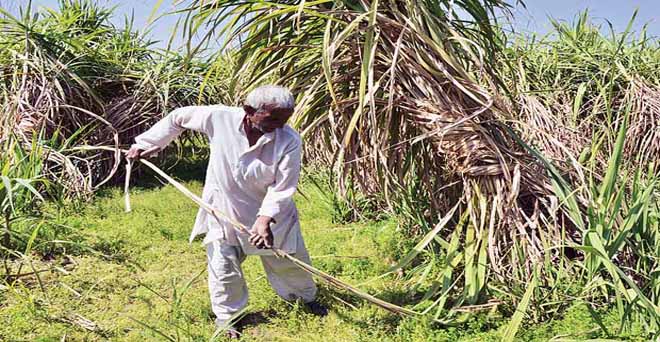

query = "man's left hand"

[249,216,274,249]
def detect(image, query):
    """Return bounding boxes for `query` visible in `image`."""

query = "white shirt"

[132,105,302,255]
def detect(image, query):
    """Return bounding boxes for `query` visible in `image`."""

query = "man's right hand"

[126,146,144,160]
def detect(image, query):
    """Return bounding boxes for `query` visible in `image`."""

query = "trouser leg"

[206,240,248,327]
[260,235,317,303]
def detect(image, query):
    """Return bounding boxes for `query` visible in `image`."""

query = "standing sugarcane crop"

[126,85,328,339]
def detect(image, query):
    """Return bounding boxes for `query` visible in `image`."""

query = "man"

[127,85,327,338]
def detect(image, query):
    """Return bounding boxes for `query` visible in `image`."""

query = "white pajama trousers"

[205,237,318,327]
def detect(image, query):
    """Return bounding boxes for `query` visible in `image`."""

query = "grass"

[0,160,650,341]
[2,2,659,337]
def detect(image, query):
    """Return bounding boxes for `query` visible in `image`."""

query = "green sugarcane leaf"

[1,176,14,213]
[342,0,378,149]
[598,106,629,205]
[14,178,44,202]
[502,270,538,342]
[389,202,460,272]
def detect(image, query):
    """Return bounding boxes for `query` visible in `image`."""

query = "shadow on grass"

[316,285,404,332]
[320,282,424,309]
[239,310,275,329]
[88,236,147,271]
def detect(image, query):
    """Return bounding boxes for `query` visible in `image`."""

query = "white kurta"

[131,105,302,255]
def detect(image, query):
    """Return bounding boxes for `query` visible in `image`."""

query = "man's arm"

[249,138,302,249]
[127,106,214,159]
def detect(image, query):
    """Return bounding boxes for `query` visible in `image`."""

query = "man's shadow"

[238,310,274,328]
[207,309,275,331]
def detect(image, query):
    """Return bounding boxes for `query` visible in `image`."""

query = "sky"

[2,0,659,50]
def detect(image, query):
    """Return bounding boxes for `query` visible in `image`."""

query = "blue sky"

[3,0,659,50]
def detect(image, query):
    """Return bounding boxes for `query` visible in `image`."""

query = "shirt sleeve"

[132,106,214,151]
[257,138,302,219]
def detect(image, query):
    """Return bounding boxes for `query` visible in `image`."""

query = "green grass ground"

[0,173,650,341]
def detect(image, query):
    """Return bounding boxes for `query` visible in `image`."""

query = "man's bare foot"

[226,327,240,339]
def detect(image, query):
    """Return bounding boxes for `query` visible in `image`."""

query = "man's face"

[243,103,294,133]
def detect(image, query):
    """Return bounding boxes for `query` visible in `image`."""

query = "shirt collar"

[237,111,247,133]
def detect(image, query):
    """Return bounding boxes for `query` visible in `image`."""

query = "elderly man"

[127,85,327,338]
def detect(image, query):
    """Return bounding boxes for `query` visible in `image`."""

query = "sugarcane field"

[1,0,659,341]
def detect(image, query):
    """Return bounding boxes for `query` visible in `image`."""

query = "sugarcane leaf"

[1,176,14,213]
[598,106,629,205]
[502,270,537,342]
[24,220,44,255]
[341,0,378,149]
[14,178,44,202]
[388,202,460,272]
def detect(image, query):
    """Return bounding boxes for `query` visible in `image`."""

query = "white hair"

[245,85,295,109]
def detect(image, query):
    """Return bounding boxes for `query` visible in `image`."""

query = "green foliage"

[506,10,659,98]
[303,168,387,224]
[0,180,652,341]
[0,1,659,341]
[1,135,47,265]
[515,107,660,335]
[0,0,237,198]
